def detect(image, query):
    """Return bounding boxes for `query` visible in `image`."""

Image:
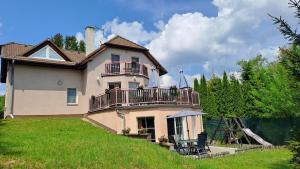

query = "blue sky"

[0,0,216,44]
[0,0,295,93]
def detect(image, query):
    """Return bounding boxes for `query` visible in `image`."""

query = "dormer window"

[29,45,64,61]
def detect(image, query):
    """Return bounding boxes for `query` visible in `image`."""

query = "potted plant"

[138,128,147,135]
[122,128,131,135]
[169,85,178,100]
[158,135,169,144]
[105,89,110,94]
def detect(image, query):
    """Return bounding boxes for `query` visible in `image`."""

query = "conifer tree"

[78,40,86,52]
[193,78,200,93]
[65,36,78,51]
[220,72,231,116]
[208,74,222,117]
[230,75,244,117]
[51,33,64,49]
[199,75,208,113]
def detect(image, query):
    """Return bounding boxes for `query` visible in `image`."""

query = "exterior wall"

[12,64,83,115]
[88,106,203,142]
[88,109,122,133]
[4,62,12,117]
[83,48,157,113]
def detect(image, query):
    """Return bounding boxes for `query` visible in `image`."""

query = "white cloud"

[77,0,294,83]
[160,74,176,88]
[102,18,158,44]
[146,0,294,73]
[159,72,201,88]
[75,32,84,42]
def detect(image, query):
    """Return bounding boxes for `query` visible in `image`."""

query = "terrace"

[89,88,200,112]
[103,62,148,77]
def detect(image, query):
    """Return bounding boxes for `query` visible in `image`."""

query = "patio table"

[179,139,198,155]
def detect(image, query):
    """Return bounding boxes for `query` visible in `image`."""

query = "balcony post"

[191,91,194,105]
[186,89,189,105]
[156,88,159,102]
[115,88,118,105]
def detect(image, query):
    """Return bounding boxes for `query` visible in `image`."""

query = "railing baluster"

[89,88,200,112]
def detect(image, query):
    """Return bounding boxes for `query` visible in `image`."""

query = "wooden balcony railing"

[89,88,200,112]
[104,62,148,77]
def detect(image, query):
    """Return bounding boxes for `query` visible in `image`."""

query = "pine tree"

[208,74,222,117]
[230,75,244,117]
[206,87,218,118]
[199,75,208,113]
[219,72,231,116]
[78,40,86,52]
[65,36,78,51]
[194,78,200,92]
[51,33,64,49]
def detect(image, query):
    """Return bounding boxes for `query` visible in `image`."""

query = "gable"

[29,45,65,61]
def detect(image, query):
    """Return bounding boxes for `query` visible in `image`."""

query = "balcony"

[89,88,200,112]
[103,62,148,77]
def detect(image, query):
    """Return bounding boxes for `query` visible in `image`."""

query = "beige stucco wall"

[82,48,157,113]
[12,64,83,115]
[4,62,13,117]
[88,106,203,142]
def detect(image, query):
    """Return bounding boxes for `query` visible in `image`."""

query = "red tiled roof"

[0,36,167,75]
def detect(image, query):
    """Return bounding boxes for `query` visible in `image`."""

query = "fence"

[203,117,300,145]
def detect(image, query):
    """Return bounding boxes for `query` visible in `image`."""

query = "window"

[137,117,155,142]
[131,57,140,73]
[30,45,64,61]
[67,88,77,104]
[111,54,120,63]
[108,82,121,90]
[128,82,139,89]
[111,54,120,73]
[175,117,183,139]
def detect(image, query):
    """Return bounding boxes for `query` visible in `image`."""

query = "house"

[0,26,203,142]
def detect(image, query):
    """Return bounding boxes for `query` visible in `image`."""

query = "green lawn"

[0,118,292,169]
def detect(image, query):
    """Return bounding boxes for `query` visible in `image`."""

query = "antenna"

[99,28,105,45]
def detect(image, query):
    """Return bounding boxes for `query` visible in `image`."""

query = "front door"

[137,117,155,142]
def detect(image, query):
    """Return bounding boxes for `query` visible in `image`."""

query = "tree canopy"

[51,33,86,52]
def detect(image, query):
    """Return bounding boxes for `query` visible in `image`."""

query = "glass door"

[131,57,140,74]
[111,54,120,73]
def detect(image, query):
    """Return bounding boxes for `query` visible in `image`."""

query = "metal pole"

[186,116,190,141]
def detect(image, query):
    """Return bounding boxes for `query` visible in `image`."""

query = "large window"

[108,82,121,90]
[131,57,140,73]
[30,45,64,61]
[111,54,120,73]
[175,117,183,139]
[128,82,139,89]
[137,117,155,142]
[67,88,77,104]
[111,54,120,63]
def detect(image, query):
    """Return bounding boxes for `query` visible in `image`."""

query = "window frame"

[67,88,78,105]
[128,82,140,89]
[30,45,65,61]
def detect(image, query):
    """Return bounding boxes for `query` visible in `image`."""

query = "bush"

[289,127,300,168]
[0,96,4,118]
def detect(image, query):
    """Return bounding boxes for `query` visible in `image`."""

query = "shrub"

[289,127,300,168]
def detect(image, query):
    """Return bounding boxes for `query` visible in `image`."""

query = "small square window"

[67,88,77,104]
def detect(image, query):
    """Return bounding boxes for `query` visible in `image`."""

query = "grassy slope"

[0,118,292,169]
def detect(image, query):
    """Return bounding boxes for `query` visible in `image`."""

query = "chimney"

[85,26,96,55]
